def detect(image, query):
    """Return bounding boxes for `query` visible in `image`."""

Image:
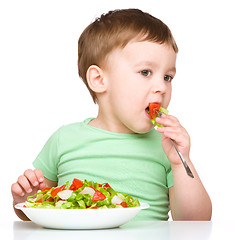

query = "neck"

[88,106,134,134]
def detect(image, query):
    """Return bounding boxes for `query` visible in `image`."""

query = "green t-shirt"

[33,118,173,220]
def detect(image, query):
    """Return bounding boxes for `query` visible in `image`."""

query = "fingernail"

[20,192,25,197]
[39,177,44,182]
[27,188,32,193]
[33,181,39,186]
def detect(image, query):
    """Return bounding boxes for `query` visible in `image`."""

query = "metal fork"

[156,111,194,178]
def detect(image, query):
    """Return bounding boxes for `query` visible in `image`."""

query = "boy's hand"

[155,114,190,166]
[11,169,45,205]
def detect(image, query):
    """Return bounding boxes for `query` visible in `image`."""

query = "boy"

[11,9,212,221]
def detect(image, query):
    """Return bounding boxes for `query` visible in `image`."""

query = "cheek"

[164,87,172,107]
[107,70,146,108]
[122,82,145,104]
[110,77,134,99]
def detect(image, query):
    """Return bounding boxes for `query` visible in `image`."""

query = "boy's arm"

[12,169,57,221]
[169,162,212,220]
[156,115,212,220]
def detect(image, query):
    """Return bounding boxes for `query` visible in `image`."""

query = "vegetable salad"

[25,178,140,209]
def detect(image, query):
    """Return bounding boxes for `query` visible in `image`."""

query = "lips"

[144,105,152,119]
[145,108,151,119]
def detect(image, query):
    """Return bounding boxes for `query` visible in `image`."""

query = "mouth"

[145,106,149,112]
[145,102,161,119]
[145,107,151,119]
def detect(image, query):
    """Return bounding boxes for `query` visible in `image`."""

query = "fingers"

[11,169,45,197]
[34,169,44,183]
[11,182,25,197]
[18,175,32,194]
[156,115,190,144]
[156,115,180,137]
[24,169,39,187]
[159,128,180,139]
[24,169,44,187]
[34,169,45,189]
[156,114,191,163]
[155,114,180,128]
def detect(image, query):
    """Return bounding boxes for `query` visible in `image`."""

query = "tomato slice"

[51,184,66,197]
[41,187,51,194]
[45,197,54,202]
[36,198,43,203]
[103,183,111,188]
[92,190,106,201]
[36,196,54,203]
[69,178,84,191]
[149,103,161,119]
[121,202,127,208]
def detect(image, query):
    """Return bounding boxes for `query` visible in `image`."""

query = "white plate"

[15,202,149,229]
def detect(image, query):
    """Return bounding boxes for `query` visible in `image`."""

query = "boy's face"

[101,40,177,134]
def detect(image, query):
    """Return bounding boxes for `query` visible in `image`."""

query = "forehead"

[124,40,176,58]
[106,40,177,69]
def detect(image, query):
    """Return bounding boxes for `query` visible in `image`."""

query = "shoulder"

[54,118,93,141]
[58,119,91,133]
[60,121,83,131]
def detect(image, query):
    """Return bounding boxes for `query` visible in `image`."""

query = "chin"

[130,124,154,134]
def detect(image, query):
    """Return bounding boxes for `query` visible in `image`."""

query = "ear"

[86,65,107,93]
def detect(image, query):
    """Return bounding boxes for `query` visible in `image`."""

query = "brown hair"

[78,9,178,103]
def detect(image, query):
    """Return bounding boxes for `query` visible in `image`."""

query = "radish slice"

[111,195,123,205]
[57,200,67,203]
[79,187,95,197]
[57,190,73,200]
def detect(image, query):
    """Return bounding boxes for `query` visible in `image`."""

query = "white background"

[1,0,234,223]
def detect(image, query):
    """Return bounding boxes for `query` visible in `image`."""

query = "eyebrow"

[133,61,155,67]
[168,66,176,73]
[134,61,176,73]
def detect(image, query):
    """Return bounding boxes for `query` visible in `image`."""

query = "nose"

[152,77,168,94]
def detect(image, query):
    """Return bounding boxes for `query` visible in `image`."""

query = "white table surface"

[1,220,234,240]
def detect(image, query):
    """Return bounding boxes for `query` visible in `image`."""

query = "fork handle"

[170,139,194,178]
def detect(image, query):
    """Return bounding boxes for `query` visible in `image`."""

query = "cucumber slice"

[159,107,169,115]
[152,107,169,127]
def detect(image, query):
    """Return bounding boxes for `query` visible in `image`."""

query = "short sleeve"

[33,129,60,181]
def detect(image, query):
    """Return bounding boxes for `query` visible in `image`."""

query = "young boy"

[11,9,212,221]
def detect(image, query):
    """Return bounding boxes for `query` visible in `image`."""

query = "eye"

[164,75,173,82]
[140,70,151,77]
